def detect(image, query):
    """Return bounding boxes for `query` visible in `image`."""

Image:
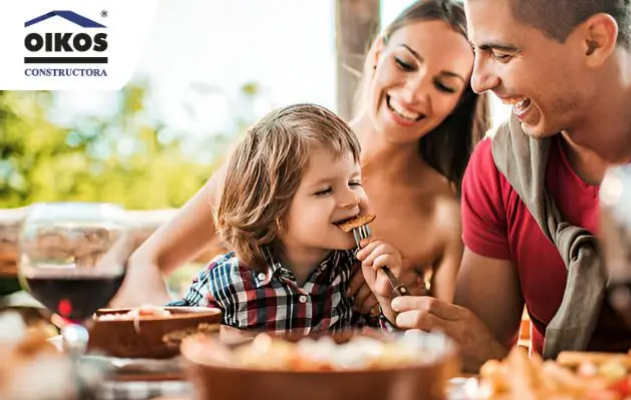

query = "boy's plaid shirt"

[171,249,394,334]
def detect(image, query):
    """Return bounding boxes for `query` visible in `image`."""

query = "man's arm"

[392,250,518,372]
[392,294,508,372]
[454,247,525,349]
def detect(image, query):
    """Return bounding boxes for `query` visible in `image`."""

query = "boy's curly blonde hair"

[216,103,361,272]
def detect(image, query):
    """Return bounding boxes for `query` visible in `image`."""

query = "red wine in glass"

[18,202,132,354]
[23,269,126,323]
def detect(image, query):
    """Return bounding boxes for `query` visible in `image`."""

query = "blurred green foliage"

[0,80,260,209]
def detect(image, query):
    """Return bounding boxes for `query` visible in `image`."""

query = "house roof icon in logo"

[25,10,106,28]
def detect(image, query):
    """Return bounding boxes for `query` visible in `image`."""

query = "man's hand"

[392,296,508,372]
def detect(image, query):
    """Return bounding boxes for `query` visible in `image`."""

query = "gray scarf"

[491,116,606,359]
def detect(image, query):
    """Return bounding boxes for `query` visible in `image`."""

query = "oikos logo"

[24,11,108,64]
[0,0,159,88]
[25,30,107,55]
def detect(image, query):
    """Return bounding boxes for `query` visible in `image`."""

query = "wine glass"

[17,202,132,354]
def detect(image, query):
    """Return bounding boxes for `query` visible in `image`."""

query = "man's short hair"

[510,0,631,49]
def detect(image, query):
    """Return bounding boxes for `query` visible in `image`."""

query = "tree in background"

[0,80,263,209]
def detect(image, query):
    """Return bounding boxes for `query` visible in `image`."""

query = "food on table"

[28,319,59,339]
[0,306,59,339]
[335,213,376,233]
[479,347,631,399]
[184,331,444,371]
[96,305,172,320]
[557,351,631,370]
[182,330,459,400]
[0,312,101,400]
[162,323,220,347]
[89,306,222,358]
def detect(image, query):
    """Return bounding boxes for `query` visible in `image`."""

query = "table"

[96,376,479,400]
[96,380,192,400]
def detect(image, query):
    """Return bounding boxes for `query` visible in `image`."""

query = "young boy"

[171,104,401,335]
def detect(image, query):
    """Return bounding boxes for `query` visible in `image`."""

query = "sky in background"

[52,0,511,135]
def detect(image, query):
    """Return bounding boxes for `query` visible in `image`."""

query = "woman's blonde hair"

[354,0,491,193]
[216,103,361,272]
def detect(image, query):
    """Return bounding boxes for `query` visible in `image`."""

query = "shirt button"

[298,295,307,303]
[257,273,266,281]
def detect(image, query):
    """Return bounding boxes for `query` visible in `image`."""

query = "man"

[391,0,631,371]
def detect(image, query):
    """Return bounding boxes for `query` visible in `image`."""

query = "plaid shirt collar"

[254,247,349,288]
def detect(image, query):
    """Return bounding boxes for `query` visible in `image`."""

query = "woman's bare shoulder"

[434,193,461,232]
[415,169,461,236]
[412,167,457,201]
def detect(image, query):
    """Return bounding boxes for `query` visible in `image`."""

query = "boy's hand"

[356,239,403,298]
[356,239,404,324]
[347,269,380,316]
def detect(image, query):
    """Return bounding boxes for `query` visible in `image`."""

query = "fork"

[352,224,410,297]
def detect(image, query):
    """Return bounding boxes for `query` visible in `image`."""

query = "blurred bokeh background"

[0,0,511,296]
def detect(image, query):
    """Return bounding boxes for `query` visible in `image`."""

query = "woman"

[113,0,490,308]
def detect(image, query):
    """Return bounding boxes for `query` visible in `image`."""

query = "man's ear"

[579,13,618,67]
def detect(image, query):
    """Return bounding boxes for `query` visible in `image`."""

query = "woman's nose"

[401,73,430,109]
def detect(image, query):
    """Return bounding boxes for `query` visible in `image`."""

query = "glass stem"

[61,323,89,354]
[62,324,95,400]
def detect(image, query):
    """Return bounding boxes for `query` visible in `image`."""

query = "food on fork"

[334,213,376,233]
[334,212,412,297]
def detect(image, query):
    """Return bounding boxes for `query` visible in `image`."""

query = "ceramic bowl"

[182,330,460,400]
[88,306,222,359]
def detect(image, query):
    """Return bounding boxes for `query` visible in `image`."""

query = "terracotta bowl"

[181,330,460,400]
[88,307,222,359]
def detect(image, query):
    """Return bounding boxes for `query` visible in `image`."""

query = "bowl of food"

[478,347,631,399]
[181,330,460,400]
[88,305,222,359]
